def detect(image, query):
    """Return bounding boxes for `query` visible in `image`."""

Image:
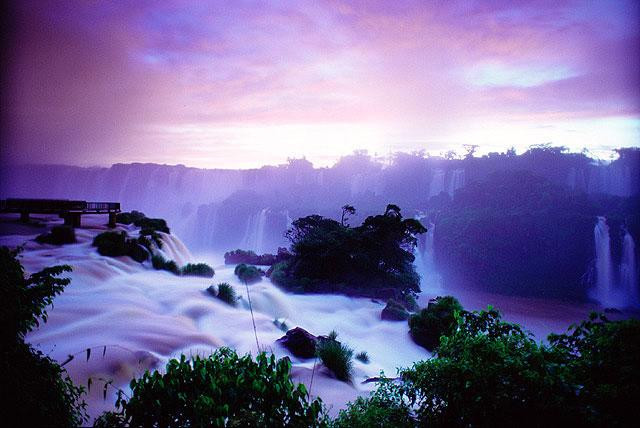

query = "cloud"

[1,0,638,168]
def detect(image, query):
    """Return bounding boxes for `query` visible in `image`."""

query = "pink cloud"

[1,0,638,168]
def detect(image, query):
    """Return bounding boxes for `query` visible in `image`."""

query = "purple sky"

[2,0,639,168]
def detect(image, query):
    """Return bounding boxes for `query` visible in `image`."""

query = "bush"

[99,348,326,427]
[399,309,578,427]
[93,231,128,257]
[181,263,215,278]
[278,205,426,297]
[234,263,263,284]
[269,261,297,288]
[126,240,149,263]
[316,332,353,382]
[333,378,413,428]
[35,225,76,245]
[402,293,419,312]
[92,231,148,263]
[224,248,292,266]
[139,229,163,248]
[151,254,179,274]
[355,351,369,364]
[408,296,462,351]
[548,313,640,426]
[0,246,87,426]
[211,283,236,306]
[115,210,146,225]
[136,217,170,234]
[116,210,170,234]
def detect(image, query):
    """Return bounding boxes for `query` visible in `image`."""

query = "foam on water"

[1,216,427,420]
[2,214,622,421]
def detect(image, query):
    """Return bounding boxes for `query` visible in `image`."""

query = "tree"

[277,205,427,297]
[0,246,87,426]
[463,144,479,159]
[340,204,356,226]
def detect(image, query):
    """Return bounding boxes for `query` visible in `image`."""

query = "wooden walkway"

[0,198,121,227]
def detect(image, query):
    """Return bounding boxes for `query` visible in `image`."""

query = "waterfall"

[429,169,445,197]
[157,232,194,266]
[620,229,639,307]
[414,218,443,294]
[592,217,639,309]
[240,208,269,254]
[593,216,613,305]
[447,169,465,197]
[255,208,268,255]
[285,210,293,230]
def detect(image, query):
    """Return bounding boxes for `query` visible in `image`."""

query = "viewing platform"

[0,198,121,227]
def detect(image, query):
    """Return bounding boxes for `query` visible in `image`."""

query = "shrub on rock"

[116,211,170,233]
[36,225,76,245]
[92,231,148,262]
[316,331,353,382]
[210,283,237,306]
[409,296,463,351]
[151,254,179,274]
[181,263,215,278]
[93,231,128,257]
[234,263,263,284]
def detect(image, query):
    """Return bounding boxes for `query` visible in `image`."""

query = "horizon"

[2,1,639,169]
[1,144,633,172]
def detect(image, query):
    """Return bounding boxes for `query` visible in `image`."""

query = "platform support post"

[63,213,81,228]
[108,212,117,228]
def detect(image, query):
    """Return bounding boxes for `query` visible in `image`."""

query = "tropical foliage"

[0,246,87,427]
[234,263,263,284]
[181,262,215,278]
[272,204,426,298]
[408,296,463,351]
[96,348,326,427]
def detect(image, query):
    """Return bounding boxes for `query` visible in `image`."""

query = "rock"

[224,248,292,266]
[381,299,409,321]
[35,225,76,245]
[276,327,318,359]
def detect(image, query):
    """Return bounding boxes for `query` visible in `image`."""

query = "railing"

[86,202,120,211]
[0,198,120,213]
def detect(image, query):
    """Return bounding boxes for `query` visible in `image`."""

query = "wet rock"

[381,299,409,321]
[276,327,318,359]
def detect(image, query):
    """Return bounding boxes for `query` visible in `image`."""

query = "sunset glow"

[2,0,639,168]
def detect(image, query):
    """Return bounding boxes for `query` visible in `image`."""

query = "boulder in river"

[276,327,318,359]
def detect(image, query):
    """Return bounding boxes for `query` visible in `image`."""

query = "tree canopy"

[273,205,427,297]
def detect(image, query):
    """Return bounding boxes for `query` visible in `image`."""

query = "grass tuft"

[317,332,353,382]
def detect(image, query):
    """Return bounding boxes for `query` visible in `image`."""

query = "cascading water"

[240,208,269,254]
[447,169,465,197]
[156,232,194,266]
[620,229,639,307]
[285,210,293,230]
[429,169,445,197]
[592,217,639,309]
[593,216,613,304]
[414,217,443,295]
[255,208,268,255]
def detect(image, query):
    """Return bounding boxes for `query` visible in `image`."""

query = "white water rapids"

[0,214,616,422]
